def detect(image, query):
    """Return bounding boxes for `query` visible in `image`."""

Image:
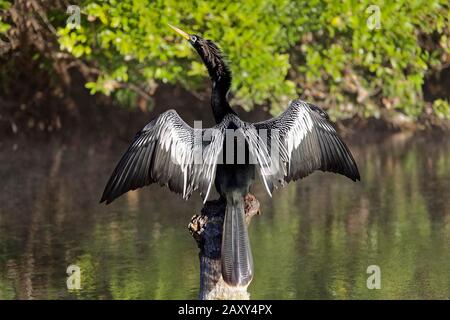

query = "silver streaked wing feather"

[101,109,226,204]
[246,100,360,195]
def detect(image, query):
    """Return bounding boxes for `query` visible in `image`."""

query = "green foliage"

[55,0,449,119]
[0,0,11,34]
[433,99,450,119]
[288,0,449,119]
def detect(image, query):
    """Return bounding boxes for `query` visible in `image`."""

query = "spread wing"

[100,109,225,204]
[247,100,360,195]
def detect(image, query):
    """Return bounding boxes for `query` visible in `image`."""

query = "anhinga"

[101,25,360,287]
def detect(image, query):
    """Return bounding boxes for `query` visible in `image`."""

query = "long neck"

[211,71,234,123]
[198,41,236,123]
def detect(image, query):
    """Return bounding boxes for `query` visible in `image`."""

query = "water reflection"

[0,133,449,299]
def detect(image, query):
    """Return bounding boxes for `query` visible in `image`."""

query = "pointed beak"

[168,24,190,40]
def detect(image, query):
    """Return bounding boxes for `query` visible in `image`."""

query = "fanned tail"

[221,192,253,286]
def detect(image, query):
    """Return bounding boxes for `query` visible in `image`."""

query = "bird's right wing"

[100,109,226,204]
[244,100,360,196]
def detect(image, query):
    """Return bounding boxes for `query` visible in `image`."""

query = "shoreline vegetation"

[0,1,449,138]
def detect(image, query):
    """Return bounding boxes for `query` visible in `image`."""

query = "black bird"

[100,25,360,287]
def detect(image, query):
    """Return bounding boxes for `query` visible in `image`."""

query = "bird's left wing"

[100,109,226,204]
[243,100,360,196]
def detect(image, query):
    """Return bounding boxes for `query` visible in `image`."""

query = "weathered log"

[188,194,260,300]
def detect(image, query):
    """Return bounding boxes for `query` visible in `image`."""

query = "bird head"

[168,24,199,46]
[168,24,228,76]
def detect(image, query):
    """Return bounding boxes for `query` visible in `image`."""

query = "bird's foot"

[244,193,261,223]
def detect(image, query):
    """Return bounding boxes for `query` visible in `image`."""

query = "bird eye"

[190,35,197,43]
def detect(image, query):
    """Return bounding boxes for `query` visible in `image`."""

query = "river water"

[0,132,449,299]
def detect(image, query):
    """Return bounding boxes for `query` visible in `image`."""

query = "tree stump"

[188,194,261,300]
